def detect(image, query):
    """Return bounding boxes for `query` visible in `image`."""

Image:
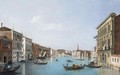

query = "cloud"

[45,23,63,31]
[30,16,65,31]
[30,16,41,23]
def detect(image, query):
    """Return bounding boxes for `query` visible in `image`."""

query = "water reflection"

[22,63,25,75]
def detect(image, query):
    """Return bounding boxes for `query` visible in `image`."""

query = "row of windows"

[98,22,112,37]
[112,58,119,63]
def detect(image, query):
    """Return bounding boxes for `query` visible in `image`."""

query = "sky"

[0,0,120,50]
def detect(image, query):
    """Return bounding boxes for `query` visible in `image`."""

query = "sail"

[42,52,46,57]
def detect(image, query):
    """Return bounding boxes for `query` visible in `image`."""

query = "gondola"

[86,61,101,68]
[0,65,20,74]
[86,65,101,68]
[66,59,73,62]
[76,59,85,61]
[63,64,85,70]
[37,62,48,65]
[33,61,48,65]
[56,59,58,61]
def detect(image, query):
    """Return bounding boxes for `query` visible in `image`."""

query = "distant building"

[50,48,57,57]
[32,43,51,59]
[57,49,65,54]
[0,35,12,64]
[72,50,91,59]
[32,43,40,59]
[0,25,23,62]
[21,36,32,61]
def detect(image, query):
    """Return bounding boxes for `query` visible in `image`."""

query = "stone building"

[57,49,65,54]
[21,36,32,61]
[95,13,120,66]
[111,55,120,69]
[32,43,40,59]
[0,36,12,64]
[72,50,91,59]
[114,14,120,54]
[32,43,51,59]
[0,25,23,62]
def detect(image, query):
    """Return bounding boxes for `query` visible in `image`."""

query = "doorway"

[4,56,7,63]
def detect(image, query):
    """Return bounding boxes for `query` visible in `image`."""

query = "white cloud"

[30,16,65,31]
[45,23,63,31]
[30,16,41,23]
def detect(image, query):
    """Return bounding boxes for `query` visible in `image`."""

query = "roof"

[96,13,116,29]
[0,26,12,31]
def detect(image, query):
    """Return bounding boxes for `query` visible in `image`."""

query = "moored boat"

[56,59,58,61]
[66,59,73,62]
[33,60,48,65]
[86,61,101,68]
[86,65,101,68]
[63,64,85,70]
[0,65,20,74]
[37,62,48,65]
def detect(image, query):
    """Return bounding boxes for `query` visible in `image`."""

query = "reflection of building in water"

[22,63,25,75]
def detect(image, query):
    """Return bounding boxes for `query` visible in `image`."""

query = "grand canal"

[13,56,120,75]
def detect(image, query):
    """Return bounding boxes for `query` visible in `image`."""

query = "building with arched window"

[95,13,120,67]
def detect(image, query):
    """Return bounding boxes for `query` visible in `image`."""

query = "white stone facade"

[12,30,23,62]
[21,36,32,61]
[111,55,120,68]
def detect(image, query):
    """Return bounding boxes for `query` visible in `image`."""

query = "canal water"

[14,56,120,75]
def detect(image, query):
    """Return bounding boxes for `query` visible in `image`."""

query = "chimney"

[1,23,3,27]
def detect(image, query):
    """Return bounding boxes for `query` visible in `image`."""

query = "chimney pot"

[1,23,3,27]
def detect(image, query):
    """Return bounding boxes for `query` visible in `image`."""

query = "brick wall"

[114,15,120,54]
[0,37,12,63]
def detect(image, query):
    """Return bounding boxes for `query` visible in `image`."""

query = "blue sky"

[0,0,120,50]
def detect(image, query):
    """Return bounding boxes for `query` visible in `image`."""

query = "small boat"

[86,61,101,68]
[76,58,85,61]
[86,65,101,68]
[33,60,48,65]
[0,65,20,74]
[63,64,85,70]
[56,59,58,61]
[37,62,48,65]
[66,59,73,62]
[37,57,46,60]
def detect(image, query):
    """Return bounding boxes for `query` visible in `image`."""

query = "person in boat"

[7,60,12,66]
[56,59,58,61]
[72,64,76,68]
[66,63,68,66]
[4,63,9,70]
[4,60,13,70]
